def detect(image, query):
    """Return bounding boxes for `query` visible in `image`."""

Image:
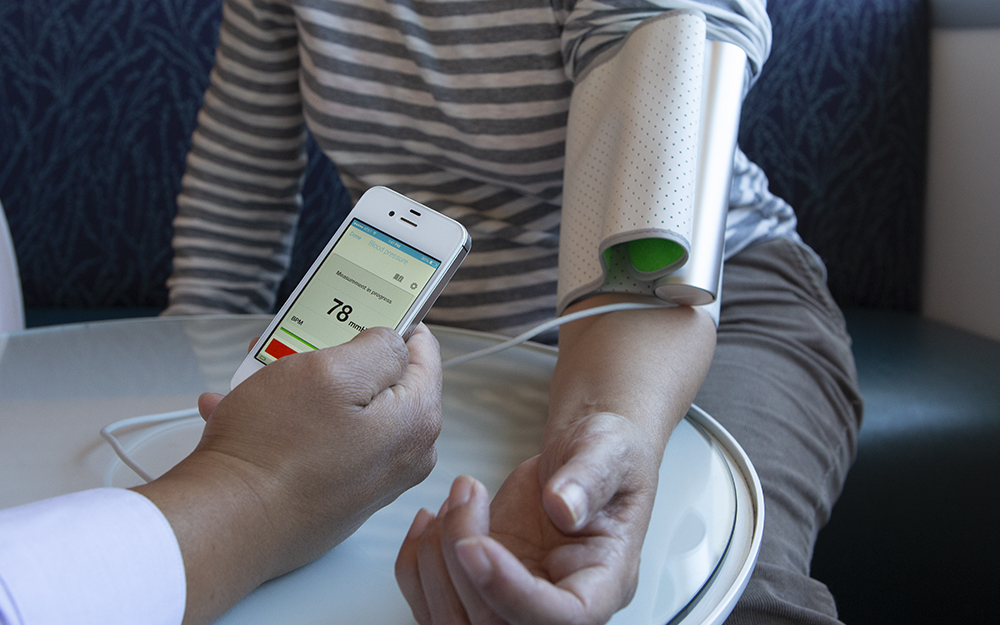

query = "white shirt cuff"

[0,488,185,625]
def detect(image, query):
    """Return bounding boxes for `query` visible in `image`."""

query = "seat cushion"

[811,309,1000,623]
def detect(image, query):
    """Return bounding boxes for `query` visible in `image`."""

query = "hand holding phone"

[231,187,470,389]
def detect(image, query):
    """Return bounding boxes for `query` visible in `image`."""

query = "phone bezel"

[230,186,470,389]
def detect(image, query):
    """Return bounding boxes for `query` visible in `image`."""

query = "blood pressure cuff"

[558,10,744,326]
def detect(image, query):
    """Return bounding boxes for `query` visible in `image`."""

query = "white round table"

[0,316,762,624]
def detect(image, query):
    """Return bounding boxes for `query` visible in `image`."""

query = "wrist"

[539,412,662,535]
[548,299,716,449]
[133,450,287,624]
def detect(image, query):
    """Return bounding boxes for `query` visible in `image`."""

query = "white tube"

[655,40,747,306]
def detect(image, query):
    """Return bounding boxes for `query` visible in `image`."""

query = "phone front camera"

[389,211,395,216]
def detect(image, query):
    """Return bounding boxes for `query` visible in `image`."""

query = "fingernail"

[449,475,475,506]
[557,482,589,529]
[406,508,434,540]
[455,538,492,584]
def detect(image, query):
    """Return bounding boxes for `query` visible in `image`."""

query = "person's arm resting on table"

[1,326,442,625]
[393,1,771,623]
[396,296,715,625]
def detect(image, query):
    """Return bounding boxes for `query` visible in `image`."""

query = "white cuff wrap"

[558,11,747,327]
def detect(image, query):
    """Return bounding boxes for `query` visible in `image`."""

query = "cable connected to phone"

[101,408,202,483]
[102,301,670,482]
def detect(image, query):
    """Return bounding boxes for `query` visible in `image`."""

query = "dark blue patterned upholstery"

[740,0,930,311]
[1,0,927,316]
[0,0,349,316]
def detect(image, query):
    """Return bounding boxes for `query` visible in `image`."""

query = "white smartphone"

[231,186,471,389]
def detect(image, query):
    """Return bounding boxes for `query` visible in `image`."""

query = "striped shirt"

[166,0,799,337]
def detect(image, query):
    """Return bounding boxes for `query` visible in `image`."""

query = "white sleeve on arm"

[0,489,185,625]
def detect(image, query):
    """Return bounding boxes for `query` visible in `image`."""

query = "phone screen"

[254,219,441,365]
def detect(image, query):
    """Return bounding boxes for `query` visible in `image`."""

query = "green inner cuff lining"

[626,238,685,273]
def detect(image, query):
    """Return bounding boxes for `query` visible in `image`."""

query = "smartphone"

[231,186,471,389]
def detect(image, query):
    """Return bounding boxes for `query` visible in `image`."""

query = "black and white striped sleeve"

[166,0,307,315]
[561,0,770,83]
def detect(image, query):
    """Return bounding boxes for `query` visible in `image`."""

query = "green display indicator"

[280,327,318,351]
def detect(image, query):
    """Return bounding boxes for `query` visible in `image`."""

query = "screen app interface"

[255,219,441,365]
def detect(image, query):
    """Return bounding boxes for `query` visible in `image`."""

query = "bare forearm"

[548,294,717,454]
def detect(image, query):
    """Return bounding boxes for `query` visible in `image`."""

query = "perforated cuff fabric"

[559,11,706,312]
[559,10,744,326]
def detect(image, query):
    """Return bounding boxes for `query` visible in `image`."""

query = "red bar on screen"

[265,338,297,360]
